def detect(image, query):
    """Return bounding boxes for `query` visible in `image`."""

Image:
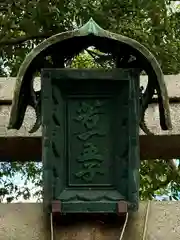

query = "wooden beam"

[0,137,41,162]
[140,135,180,160]
[0,135,180,162]
[0,99,12,105]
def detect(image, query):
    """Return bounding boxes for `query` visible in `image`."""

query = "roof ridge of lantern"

[79,17,105,35]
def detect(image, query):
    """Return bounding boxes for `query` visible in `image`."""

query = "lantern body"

[42,68,140,214]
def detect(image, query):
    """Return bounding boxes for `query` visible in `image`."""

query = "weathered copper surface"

[8,18,172,134]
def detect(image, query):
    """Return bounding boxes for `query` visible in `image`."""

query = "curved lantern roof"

[8,18,172,131]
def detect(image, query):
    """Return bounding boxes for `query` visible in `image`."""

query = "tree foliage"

[0,0,180,202]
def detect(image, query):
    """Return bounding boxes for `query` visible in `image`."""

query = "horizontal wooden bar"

[0,99,12,105]
[0,137,41,162]
[0,135,180,162]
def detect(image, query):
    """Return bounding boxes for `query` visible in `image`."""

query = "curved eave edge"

[106,31,172,130]
[8,19,172,130]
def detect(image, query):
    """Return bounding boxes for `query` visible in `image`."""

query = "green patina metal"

[8,18,172,214]
[42,68,140,213]
[8,18,172,134]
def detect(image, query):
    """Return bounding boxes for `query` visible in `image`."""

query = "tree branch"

[0,32,54,47]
